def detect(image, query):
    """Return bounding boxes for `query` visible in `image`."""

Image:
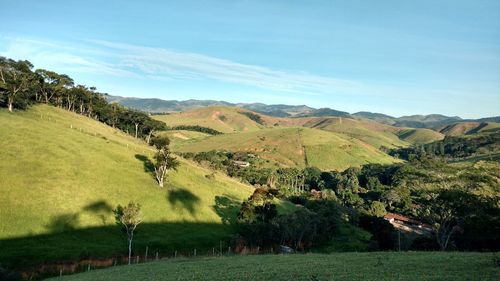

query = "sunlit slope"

[0,105,253,240]
[396,128,445,144]
[153,106,265,133]
[172,127,398,170]
[438,122,500,136]
[296,117,408,148]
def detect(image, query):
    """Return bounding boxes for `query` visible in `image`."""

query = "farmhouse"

[384,213,432,235]
[233,160,251,167]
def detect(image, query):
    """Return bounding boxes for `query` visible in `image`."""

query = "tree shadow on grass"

[45,213,80,233]
[166,188,201,216]
[213,195,241,225]
[83,200,113,224]
[135,154,155,174]
[0,222,235,271]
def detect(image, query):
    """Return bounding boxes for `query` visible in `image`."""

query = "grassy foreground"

[0,105,254,267]
[49,252,499,281]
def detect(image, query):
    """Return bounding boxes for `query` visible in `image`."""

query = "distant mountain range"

[105,95,499,129]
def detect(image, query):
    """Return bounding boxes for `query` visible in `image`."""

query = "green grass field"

[396,128,444,144]
[153,106,265,133]
[48,252,499,281]
[171,127,399,170]
[300,117,409,149]
[0,105,254,267]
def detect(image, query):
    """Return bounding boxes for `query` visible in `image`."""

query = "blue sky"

[1,0,499,118]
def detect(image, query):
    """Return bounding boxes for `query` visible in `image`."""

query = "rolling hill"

[290,116,409,148]
[153,106,266,133]
[396,128,445,144]
[0,105,255,267]
[170,127,399,170]
[108,96,499,130]
[438,122,500,136]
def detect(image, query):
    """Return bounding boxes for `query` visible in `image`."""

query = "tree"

[151,136,179,187]
[419,190,465,251]
[0,57,36,112]
[114,202,142,265]
[367,201,387,217]
[35,69,74,104]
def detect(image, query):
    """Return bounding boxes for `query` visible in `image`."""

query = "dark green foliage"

[390,132,499,161]
[239,111,264,125]
[170,125,223,135]
[417,189,500,251]
[359,215,397,250]
[0,266,21,281]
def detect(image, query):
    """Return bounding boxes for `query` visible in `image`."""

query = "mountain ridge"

[106,95,499,128]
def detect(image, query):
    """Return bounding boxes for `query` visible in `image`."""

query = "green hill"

[396,128,444,144]
[171,127,399,170]
[297,117,409,149]
[153,106,265,133]
[438,122,500,136]
[49,252,498,281]
[0,105,254,267]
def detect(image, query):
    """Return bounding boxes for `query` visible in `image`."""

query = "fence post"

[136,255,140,264]
[156,252,159,261]
[212,248,215,256]
[194,249,197,257]
[145,246,149,262]
[175,250,177,258]
[87,263,90,272]
[59,269,62,277]
[228,246,231,255]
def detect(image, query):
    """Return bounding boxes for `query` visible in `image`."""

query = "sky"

[1,0,499,118]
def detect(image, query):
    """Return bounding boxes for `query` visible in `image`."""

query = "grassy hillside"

[298,117,409,149]
[153,106,265,133]
[0,105,254,266]
[152,107,417,150]
[50,252,499,281]
[396,128,444,144]
[439,122,500,136]
[172,127,398,170]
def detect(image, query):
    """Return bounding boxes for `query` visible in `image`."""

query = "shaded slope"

[50,252,499,281]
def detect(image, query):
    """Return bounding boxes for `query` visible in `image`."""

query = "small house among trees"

[384,212,432,235]
[233,160,250,168]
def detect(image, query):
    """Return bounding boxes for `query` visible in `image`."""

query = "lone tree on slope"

[114,202,142,265]
[151,136,179,188]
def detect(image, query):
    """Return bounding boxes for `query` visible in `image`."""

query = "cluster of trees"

[236,188,344,251]
[186,149,499,251]
[0,56,166,141]
[388,131,499,161]
[169,125,223,135]
[239,111,264,125]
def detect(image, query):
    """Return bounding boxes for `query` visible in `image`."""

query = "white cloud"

[1,37,362,95]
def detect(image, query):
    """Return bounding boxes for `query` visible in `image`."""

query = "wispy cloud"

[0,37,362,95]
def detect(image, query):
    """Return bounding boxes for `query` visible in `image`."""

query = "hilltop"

[153,106,267,133]
[0,105,254,267]
[107,95,499,129]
